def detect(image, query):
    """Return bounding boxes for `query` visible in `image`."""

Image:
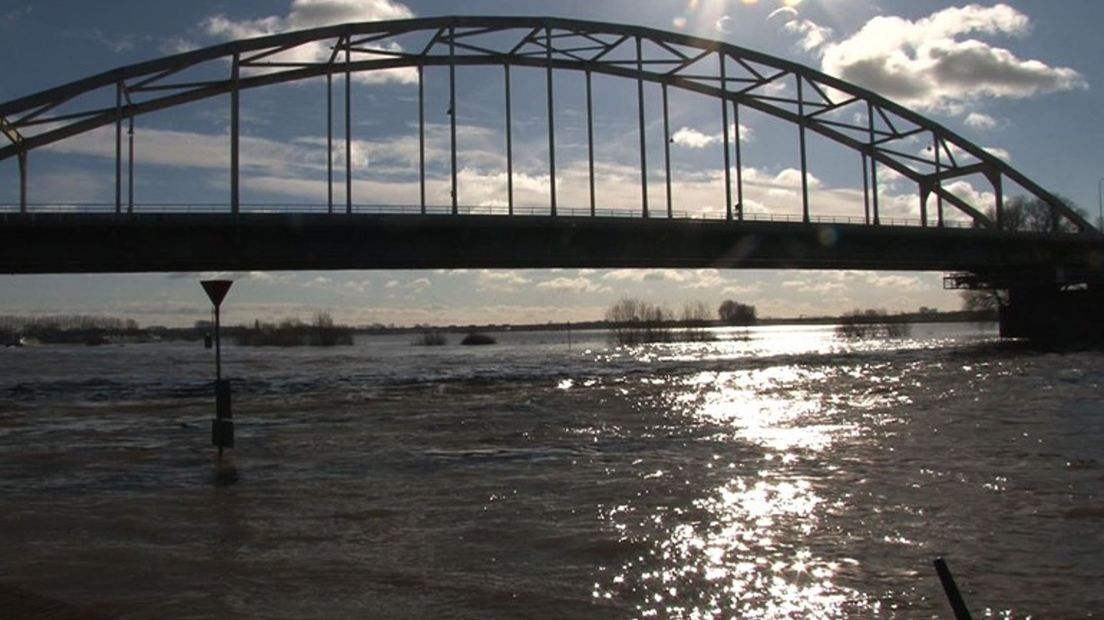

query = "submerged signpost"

[201,279,234,458]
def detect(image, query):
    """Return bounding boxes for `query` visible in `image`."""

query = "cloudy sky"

[1,0,1101,327]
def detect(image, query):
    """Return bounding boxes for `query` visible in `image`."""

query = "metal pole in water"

[933,557,973,620]
[201,280,234,459]
[215,304,222,382]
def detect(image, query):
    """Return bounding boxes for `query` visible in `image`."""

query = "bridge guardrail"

[0,202,975,229]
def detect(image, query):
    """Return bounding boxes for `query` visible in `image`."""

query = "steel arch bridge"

[0,15,1101,283]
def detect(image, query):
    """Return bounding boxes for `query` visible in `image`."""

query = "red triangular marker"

[200,280,233,308]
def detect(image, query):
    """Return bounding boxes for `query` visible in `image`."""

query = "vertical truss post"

[449,27,458,215]
[127,115,134,213]
[719,54,728,220]
[920,183,931,227]
[990,170,1004,230]
[920,183,929,227]
[867,102,880,225]
[871,156,880,225]
[18,151,27,213]
[586,69,595,217]
[862,153,870,225]
[115,83,123,214]
[636,35,648,218]
[545,26,557,216]
[720,53,732,221]
[327,71,333,214]
[934,133,944,227]
[231,54,240,215]
[505,65,514,216]
[734,101,744,221]
[662,83,671,219]
[796,76,810,223]
[345,42,352,214]
[418,64,425,214]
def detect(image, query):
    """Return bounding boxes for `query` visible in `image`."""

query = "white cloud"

[203,0,412,38]
[380,277,429,294]
[476,270,530,293]
[160,37,199,55]
[592,269,725,291]
[721,283,761,297]
[670,124,752,149]
[768,7,799,21]
[201,0,417,84]
[862,273,924,290]
[683,269,723,290]
[944,179,996,211]
[782,278,845,296]
[784,19,832,52]
[792,4,1086,113]
[341,279,373,295]
[964,112,999,130]
[671,127,718,149]
[770,168,821,190]
[983,146,1010,161]
[166,270,286,283]
[536,276,610,294]
[602,269,690,284]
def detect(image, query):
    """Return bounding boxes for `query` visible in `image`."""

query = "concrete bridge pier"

[999,284,1104,345]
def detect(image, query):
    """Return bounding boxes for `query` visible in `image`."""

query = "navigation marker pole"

[201,280,234,458]
[933,557,973,620]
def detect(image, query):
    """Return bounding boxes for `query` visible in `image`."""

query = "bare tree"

[718,299,757,326]
[962,195,1087,311]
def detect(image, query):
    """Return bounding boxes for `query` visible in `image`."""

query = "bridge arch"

[0,15,1092,232]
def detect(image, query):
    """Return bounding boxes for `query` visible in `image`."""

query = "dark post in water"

[201,280,234,458]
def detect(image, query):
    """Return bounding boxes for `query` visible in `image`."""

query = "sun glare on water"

[594,331,891,617]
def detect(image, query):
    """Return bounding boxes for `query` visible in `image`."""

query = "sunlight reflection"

[597,339,896,617]
[686,367,858,452]
[599,472,870,617]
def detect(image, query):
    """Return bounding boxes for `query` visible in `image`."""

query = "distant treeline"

[835,309,912,339]
[0,314,144,345]
[1,305,997,347]
[605,298,755,345]
[234,313,353,347]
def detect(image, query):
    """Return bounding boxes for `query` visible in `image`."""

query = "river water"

[0,324,1102,619]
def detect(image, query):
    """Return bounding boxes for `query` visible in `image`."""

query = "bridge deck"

[2,213,1101,277]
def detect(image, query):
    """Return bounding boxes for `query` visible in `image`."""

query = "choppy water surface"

[1,324,1102,619]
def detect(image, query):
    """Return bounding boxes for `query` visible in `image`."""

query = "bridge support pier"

[1000,284,1104,345]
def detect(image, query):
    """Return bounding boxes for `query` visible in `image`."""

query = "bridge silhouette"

[1,16,1102,340]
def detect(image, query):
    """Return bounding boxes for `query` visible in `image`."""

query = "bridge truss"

[0,16,1095,233]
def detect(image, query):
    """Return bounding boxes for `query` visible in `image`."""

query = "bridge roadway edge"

[2,213,1102,277]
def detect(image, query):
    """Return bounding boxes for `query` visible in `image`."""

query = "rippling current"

[1,324,1102,619]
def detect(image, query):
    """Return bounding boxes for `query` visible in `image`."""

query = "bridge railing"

[0,202,973,228]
